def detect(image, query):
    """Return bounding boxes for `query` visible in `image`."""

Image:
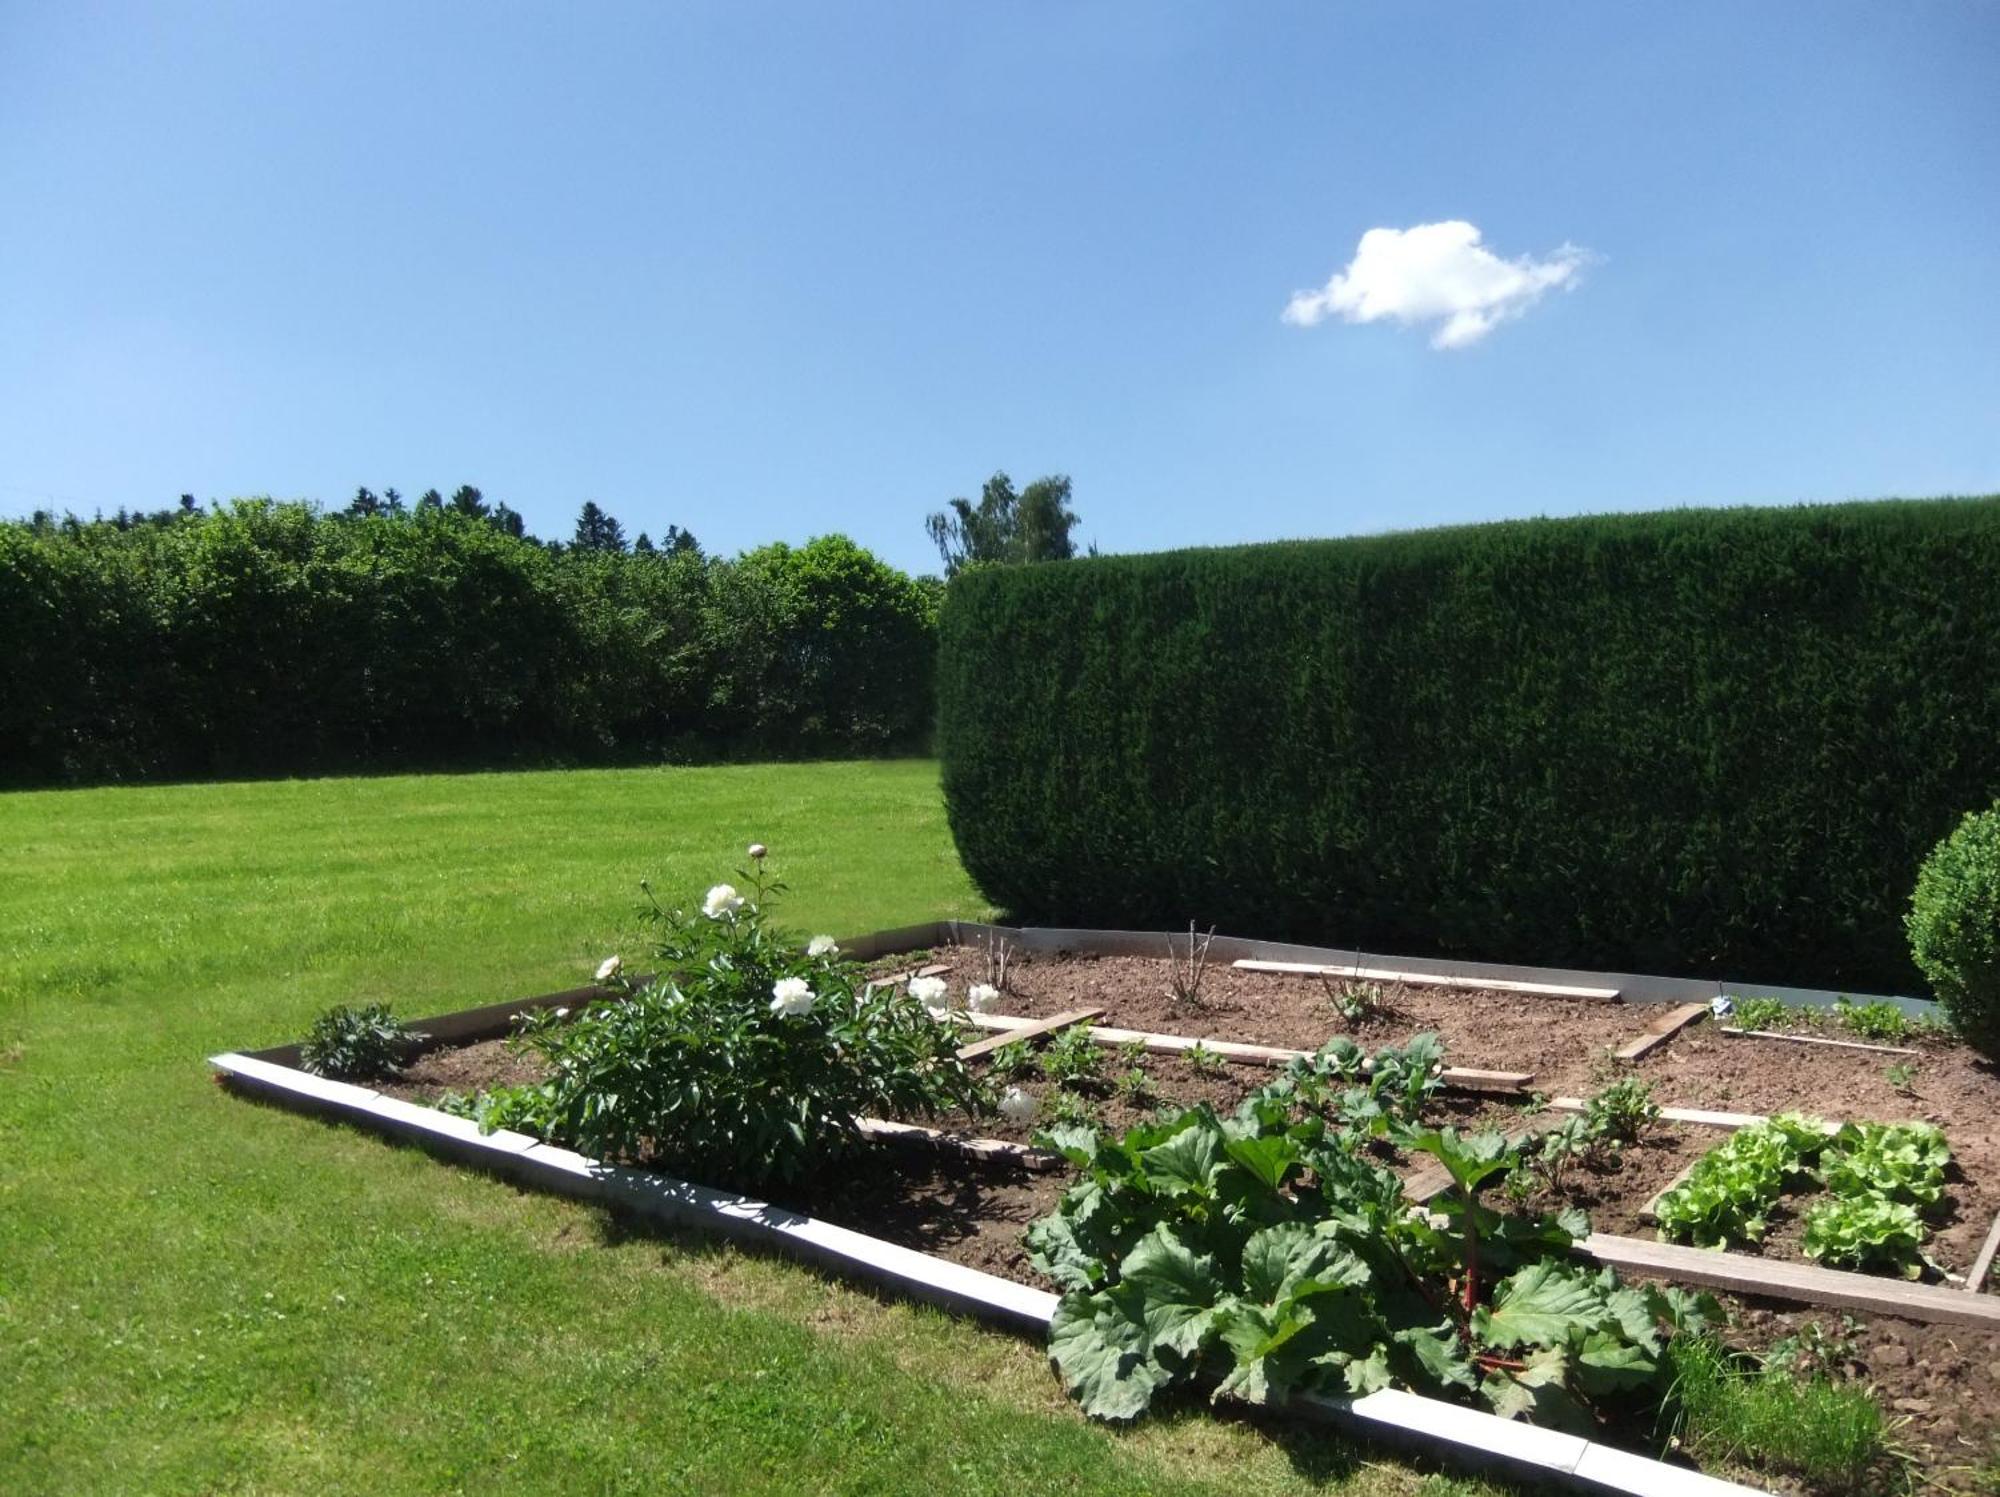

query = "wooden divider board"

[959,1012,1531,1093]
[1719,1027,1917,1058]
[1232,959,1619,1002]
[1578,1232,2000,1329]
[1613,1003,1708,1061]
[1966,1210,2000,1295]
[855,1116,1060,1170]
[954,1007,1102,1062]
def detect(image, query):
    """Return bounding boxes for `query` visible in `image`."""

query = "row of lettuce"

[0,502,938,784]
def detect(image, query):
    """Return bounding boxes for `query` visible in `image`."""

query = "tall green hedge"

[937,496,2000,993]
[0,504,938,784]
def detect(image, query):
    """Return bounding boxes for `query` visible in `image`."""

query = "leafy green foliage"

[925,471,1082,577]
[1182,1042,1227,1078]
[1800,1196,1929,1279]
[1909,801,2000,1053]
[1582,1077,1660,1150]
[936,496,2000,993]
[0,504,938,784]
[987,1039,1036,1082]
[1667,1333,1890,1491]
[1832,997,1911,1043]
[470,868,980,1187]
[1043,1026,1107,1090]
[1732,996,1791,1032]
[299,1002,423,1080]
[1252,1033,1445,1136]
[1818,1121,1949,1207]
[1653,1115,1827,1248]
[1025,1097,1718,1428]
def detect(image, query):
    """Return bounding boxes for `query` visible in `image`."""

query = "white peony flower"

[998,1086,1038,1124]
[808,934,839,958]
[703,883,745,920]
[967,983,1001,1014]
[908,975,950,1014]
[554,1008,570,1019]
[595,955,622,983]
[747,842,768,860]
[769,977,817,1018]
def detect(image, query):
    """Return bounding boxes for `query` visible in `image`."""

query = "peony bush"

[469,849,983,1186]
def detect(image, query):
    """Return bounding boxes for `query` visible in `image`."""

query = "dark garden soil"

[360,945,2000,1489]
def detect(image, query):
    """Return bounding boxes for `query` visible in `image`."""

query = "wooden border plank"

[1966,1209,2000,1295]
[955,1007,1102,1061]
[1719,1027,1917,1058]
[1232,959,1619,1002]
[854,1116,1060,1170]
[1614,1003,1709,1062]
[961,1012,1531,1092]
[1547,1097,1768,1130]
[1577,1231,2000,1329]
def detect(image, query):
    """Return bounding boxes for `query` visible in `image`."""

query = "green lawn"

[0,762,1499,1496]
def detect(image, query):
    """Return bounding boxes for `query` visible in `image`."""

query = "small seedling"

[1734,996,1790,1032]
[1164,921,1215,1005]
[1042,1026,1105,1090]
[987,1039,1036,1082]
[1047,1090,1102,1130]
[1885,1061,1918,1097]
[1766,1314,1865,1380]
[1116,1065,1153,1104]
[1319,975,1385,1025]
[1583,1076,1661,1150]
[1835,997,1910,1044]
[1183,1041,1227,1078]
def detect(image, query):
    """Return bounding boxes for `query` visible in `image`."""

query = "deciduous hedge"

[0,504,937,784]
[937,497,2000,993]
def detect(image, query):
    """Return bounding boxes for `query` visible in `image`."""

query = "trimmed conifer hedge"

[937,496,2000,993]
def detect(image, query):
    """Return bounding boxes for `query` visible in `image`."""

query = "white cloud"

[1282,221,1592,349]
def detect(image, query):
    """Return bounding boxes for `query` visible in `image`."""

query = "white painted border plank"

[1719,1028,1917,1058]
[1233,959,1620,1002]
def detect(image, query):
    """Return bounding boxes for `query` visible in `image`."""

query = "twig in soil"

[979,932,1016,993]
[1165,920,1215,1006]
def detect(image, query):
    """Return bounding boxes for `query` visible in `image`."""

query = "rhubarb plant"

[1026,1098,1718,1428]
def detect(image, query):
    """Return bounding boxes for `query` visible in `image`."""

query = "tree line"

[2,470,1087,785]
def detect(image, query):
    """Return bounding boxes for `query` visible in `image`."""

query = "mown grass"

[0,762,1508,1496]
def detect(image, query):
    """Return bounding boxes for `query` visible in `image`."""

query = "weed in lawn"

[1164,920,1215,1006]
[1183,1041,1227,1078]
[1042,1026,1106,1091]
[1666,1332,1892,1491]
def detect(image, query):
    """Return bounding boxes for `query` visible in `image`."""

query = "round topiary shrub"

[1908,802,2000,1052]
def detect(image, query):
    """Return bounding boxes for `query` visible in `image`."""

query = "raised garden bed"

[219,920,2000,1493]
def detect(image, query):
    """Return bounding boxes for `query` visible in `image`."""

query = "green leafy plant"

[1884,1061,1917,1096]
[1115,1064,1153,1105]
[1731,996,1791,1032]
[1801,1195,1929,1279]
[299,1002,424,1080]
[1320,976,1386,1025]
[1024,1100,1718,1428]
[1582,1077,1660,1151]
[1833,997,1910,1044]
[987,1039,1037,1082]
[1818,1120,1949,1207]
[1047,1090,1102,1130]
[1043,1026,1107,1090]
[1253,1033,1445,1135]
[468,861,981,1187]
[1182,1041,1227,1078]
[1653,1115,1826,1248]
[1763,1314,1864,1381]
[1908,801,2000,1054]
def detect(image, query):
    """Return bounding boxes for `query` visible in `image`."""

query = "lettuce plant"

[1818,1121,1948,1207]
[1801,1196,1929,1279]
[1653,1115,1826,1248]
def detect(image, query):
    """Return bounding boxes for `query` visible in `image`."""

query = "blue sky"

[2,3,1995,574]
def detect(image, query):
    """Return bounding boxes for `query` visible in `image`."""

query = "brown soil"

[926,947,1642,1095]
